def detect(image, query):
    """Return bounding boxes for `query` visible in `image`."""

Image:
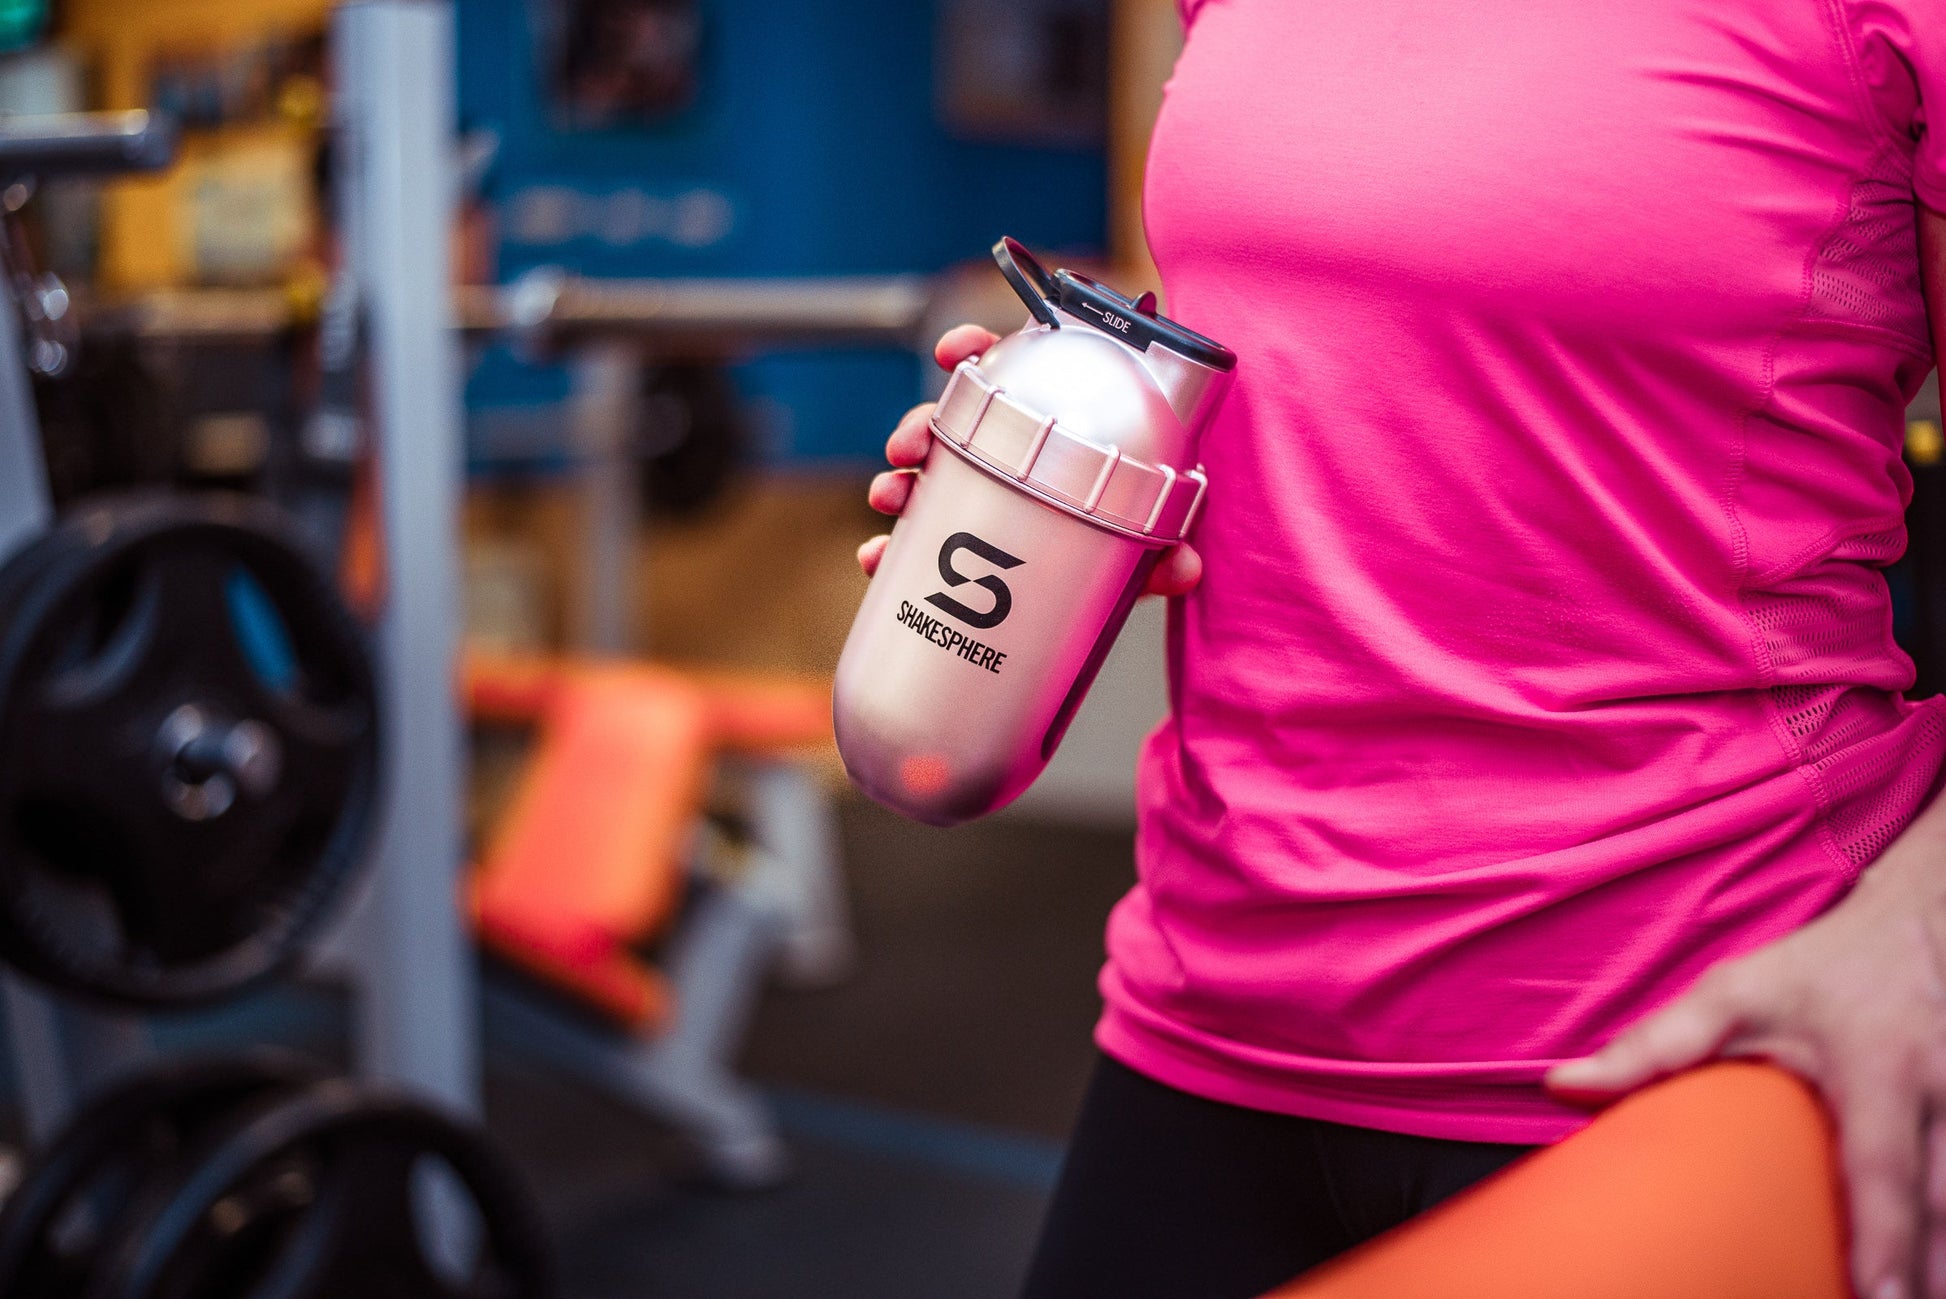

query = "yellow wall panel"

[60,0,332,289]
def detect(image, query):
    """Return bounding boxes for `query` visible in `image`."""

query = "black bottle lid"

[990,236,1236,372]
[1051,269,1236,372]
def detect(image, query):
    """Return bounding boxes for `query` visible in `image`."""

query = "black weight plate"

[635,363,747,519]
[0,516,98,981]
[0,493,377,1002]
[0,1052,316,1299]
[90,1078,552,1299]
[0,492,382,1006]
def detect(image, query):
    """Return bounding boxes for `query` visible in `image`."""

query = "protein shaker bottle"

[833,238,1236,825]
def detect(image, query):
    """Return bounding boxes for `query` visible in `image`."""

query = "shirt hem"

[1096,1002,1595,1146]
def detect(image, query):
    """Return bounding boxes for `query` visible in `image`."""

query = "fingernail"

[1874,1277,1906,1299]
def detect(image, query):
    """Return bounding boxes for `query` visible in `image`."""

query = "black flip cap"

[989,236,1236,372]
[1052,270,1236,372]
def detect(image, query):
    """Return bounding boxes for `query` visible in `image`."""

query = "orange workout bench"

[464,650,849,1184]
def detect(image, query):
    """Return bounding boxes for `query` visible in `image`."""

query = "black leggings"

[1020,1055,1534,1299]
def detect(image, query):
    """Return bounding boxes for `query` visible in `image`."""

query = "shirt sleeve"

[1846,0,1946,209]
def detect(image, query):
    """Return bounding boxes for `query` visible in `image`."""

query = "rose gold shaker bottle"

[833,238,1236,826]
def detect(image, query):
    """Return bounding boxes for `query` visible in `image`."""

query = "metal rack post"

[333,0,478,1114]
[0,265,46,558]
[569,342,642,653]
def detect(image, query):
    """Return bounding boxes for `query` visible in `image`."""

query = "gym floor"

[509,801,1131,1299]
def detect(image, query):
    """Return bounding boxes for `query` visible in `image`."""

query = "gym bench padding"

[462,651,836,1030]
[1265,1062,1848,1299]
[467,661,713,1030]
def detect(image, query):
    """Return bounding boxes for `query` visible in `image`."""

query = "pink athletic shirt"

[1101,0,1946,1142]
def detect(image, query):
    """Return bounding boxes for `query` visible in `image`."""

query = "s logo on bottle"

[925,531,1023,630]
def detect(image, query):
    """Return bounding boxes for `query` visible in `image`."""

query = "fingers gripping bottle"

[834,238,1236,826]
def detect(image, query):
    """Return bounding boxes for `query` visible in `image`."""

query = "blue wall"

[457,0,1108,465]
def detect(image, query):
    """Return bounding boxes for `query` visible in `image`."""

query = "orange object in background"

[462,651,834,1030]
[686,667,834,755]
[465,651,569,723]
[1266,1062,1849,1299]
[464,652,834,753]
[467,662,714,1031]
[337,450,386,621]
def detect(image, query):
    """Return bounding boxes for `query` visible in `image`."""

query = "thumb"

[1545,973,1744,1104]
[934,324,1000,371]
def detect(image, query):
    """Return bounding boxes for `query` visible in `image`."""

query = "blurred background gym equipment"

[0,1052,552,1298]
[0,3,1122,1292]
[0,26,560,1295]
[0,493,378,1007]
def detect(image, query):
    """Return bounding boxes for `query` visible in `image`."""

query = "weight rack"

[0,0,951,1192]
[0,0,477,1144]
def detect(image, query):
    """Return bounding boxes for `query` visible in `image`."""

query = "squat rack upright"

[0,0,478,1136]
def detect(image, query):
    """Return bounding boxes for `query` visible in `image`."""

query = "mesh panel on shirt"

[1779,151,1935,863]
[1811,705,1946,867]
[1751,512,1936,871]
[1743,556,1895,682]
[1805,154,1929,345]
[1771,682,1900,766]
[1829,527,1907,564]
[1764,147,1934,869]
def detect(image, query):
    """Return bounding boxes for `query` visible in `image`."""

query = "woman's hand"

[1546,824,1946,1299]
[857,323,1204,597]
